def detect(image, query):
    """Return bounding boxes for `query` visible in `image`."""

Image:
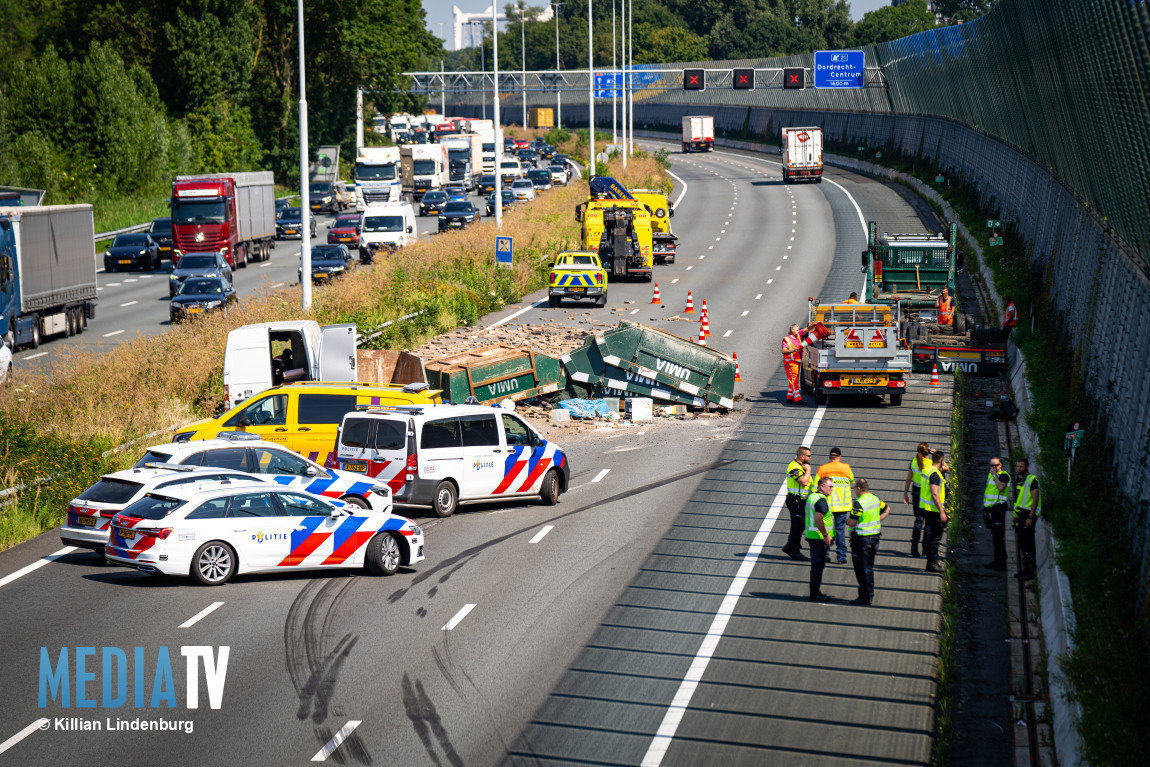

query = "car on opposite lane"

[105,481,424,585]
[148,217,174,258]
[60,465,263,552]
[419,190,449,217]
[438,201,479,232]
[169,252,233,297]
[510,179,536,201]
[527,168,553,191]
[477,174,497,195]
[327,212,362,247]
[133,434,395,513]
[276,207,316,240]
[170,276,237,323]
[300,244,355,283]
[487,190,517,216]
[105,232,161,272]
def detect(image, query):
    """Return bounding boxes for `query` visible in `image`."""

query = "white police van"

[334,404,569,517]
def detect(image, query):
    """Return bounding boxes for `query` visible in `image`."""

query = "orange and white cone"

[733,352,743,382]
[929,364,940,386]
[700,313,711,338]
[701,299,709,319]
[683,290,695,313]
[650,282,662,305]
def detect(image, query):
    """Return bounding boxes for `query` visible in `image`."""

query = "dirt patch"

[412,316,615,360]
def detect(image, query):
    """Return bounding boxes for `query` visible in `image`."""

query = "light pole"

[620,0,626,167]
[612,0,616,146]
[298,0,311,310]
[628,0,633,154]
[552,2,564,129]
[494,1,503,228]
[481,25,487,120]
[587,0,594,178]
[520,1,527,129]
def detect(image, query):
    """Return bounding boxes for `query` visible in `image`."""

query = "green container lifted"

[424,344,565,404]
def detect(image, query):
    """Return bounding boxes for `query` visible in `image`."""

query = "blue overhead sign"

[594,72,623,99]
[813,50,865,89]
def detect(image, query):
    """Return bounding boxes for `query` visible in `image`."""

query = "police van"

[334,404,569,517]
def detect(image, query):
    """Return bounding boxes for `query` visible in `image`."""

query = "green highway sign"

[987,219,1001,228]
[857,146,865,152]
[875,152,883,158]
[1065,429,1084,450]
[989,236,1003,246]
[935,174,945,183]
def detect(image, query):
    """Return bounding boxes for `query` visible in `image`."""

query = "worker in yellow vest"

[903,442,932,558]
[983,456,1011,571]
[817,447,854,565]
[805,476,835,602]
[847,478,889,605]
[919,449,948,573]
[1013,458,1041,581]
[782,446,814,561]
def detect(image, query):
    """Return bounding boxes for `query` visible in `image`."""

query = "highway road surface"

[0,145,955,766]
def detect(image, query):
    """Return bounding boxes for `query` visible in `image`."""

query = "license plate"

[188,307,203,314]
[119,529,135,539]
[159,246,171,251]
[569,287,585,293]
[343,461,368,473]
[286,229,298,235]
[76,515,96,527]
[846,376,886,386]
[119,259,131,264]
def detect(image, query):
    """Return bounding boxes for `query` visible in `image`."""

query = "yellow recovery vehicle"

[631,189,677,264]
[548,251,608,307]
[575,177,654,282]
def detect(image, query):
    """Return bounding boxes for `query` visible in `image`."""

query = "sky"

[423,0,894,51]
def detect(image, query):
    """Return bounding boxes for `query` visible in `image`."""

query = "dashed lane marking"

[102,330,124,337]
[120,301,138,307]
[0,547,76,590]
[671,278,679,284]
[24,352,48,360]
[529,526,555,544]
[630,309,640,315]
[0,719,50,758]
[442,603,477,630]
[741,310,749,317]
[310,720,363,762]
[592,469,610,483]
[179,601,225,629]
[755,294,762,300]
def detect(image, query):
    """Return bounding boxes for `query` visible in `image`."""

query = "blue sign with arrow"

[813,50,865,89]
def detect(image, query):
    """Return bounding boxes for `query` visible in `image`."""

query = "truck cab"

[862,222,961,312]
[401,144,450,201]
[631,189,677,264]
[355,146,402,209]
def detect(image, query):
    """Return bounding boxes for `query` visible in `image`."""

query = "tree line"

[0,0,443,206]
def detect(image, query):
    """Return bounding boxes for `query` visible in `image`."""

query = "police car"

[132,433,393,513]
[334,403,569,518]
[105,482,424,585]
[61,465,263,552]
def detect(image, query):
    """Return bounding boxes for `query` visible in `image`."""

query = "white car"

[133,433,393,514]
[61,465,263,552]
[548,164,570,185]
[510,179,536,201]
[105,482,424,585]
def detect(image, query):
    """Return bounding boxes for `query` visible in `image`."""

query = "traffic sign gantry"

[813,50,865,88]
[783,67,805,89]
[733,68,754,90]
[683,69,705,91]
[495,236,513,266]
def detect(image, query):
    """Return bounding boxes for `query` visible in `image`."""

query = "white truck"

[781,126,824,183]
[401,144,450,201]
[475,126,498,173]
[387,114,411,141]
[681,116,714,153]
[440,134,483,191]
[359,201,417,261]
[354,146,401,209]
[800,302,911,407]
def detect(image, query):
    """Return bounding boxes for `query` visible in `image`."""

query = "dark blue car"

[104,233,161,272]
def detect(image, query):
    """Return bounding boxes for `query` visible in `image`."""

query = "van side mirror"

[407,225,413,233]
[238,416,252,427]
[955,251,965,274]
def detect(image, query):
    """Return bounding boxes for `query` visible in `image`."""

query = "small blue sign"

[813,50,865,89]
[495,236,513,266]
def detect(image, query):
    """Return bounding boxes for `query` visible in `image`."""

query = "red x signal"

[783,67,805,90]
[683,69,705,91]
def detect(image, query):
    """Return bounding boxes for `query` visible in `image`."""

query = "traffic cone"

[700,312,711,338]
[733,352,743,382]
[701,299,709,319]
[697,333,707,347]
[683,290,695,313]
[929,364,940,386]
[650,282,662,305]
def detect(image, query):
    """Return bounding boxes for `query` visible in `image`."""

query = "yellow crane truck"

[631,189,677,264]
[575,177,653,282]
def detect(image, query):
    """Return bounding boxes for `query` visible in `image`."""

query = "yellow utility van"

[172,382,444,467]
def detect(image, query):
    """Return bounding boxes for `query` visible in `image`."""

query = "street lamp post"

[553,2,564,129]
[494,1,503,228]
[620,0,626,167]
[298,0,311,310]
[612,0,616,146]
[481,27,486,120]
[628,0,633,154]
[521,1,527,129]
[587,0,594,178]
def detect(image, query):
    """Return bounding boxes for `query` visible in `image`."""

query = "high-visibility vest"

[1014,474,1040,518]
[786,460,815,498]
[853,492,883,536]
[984,470,1008,507]
[842,298,859,304]
[805,492,833,540]
[938,295,954,324]
[817,461,854,514]
[918,466,946,513]
[910,457,932,492]
[1003,303,1018,328]
[782,334,802,363]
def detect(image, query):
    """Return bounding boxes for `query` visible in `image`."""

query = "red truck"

[170,172,276,268]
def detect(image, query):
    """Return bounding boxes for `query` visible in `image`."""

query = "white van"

[334,404,569,517]
[222,320,357,409]
[359,201,417,260]
[498,158,524,185]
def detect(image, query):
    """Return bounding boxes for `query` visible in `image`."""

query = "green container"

[424,345,565,404]
[561,321,736,409]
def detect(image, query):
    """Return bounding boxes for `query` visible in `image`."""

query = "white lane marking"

[529,526,555,544]
[791,229,796,233]
[311,720,363,762]
[124,278,138,283]
[443,603,477,630]
[671,278,679,284]
[24,351,48,360]
[96,287,103,291]
[630,309,640,315]
[720,229,726,234]
[686,266,693,271]
[106,282,121,287]
[179,601,225,629]
[755,294,762,300]
[741,310,749,317]
[666,169,690,209]
[139,275,153,280]
[102,330,124,337]
[790,237,795,241]
[0,719,50,757]
[767,279,774,285]
[592,469,610,483]
[723,330,732,338]
[775,266,782,271]
[272,282,285,289]
[787,245,792,249]
[708,245,714,250]
[491,299,548,327]
[640,405,827,767]
[120,300,138,307]
[714,237,721,242]
[0,547,76,589]
[260,261,273,268]
[698,255,705,260]
[783,255,788,260]
[724,221,730,225]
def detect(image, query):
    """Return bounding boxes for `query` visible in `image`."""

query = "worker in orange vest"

[843,292,860,305]
[817,447,855,565]
[782,323,813,403]
[1002,295,1018,341]
[936,287,954,326]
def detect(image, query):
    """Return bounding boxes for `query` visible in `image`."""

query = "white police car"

[105,481,424,585]
[61,464,263,552]
[132,433,393,513]
[334,403,569,517]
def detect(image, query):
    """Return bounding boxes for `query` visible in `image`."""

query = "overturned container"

[561,322,736,410]
[424,344,565,404]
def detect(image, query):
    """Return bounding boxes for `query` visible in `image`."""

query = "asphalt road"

[0,147,956,766]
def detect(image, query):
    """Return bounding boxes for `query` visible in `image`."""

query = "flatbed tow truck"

[575,177,654,282]
[801,301,911,406]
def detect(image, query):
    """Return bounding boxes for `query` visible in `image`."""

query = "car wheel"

[539,469,560,506]
[815,390,828,406]
[596,294,607,307]
[30,320,40,349]
[953,313,966,336]
[890,392,904,406]
[190,542,235,586]
[4,328,16,350]
[64,309,74,337]
[339,495,370,510]
[801,377,813,395]
[432,480,458,518]
[548,296,560,308]
[366,532,401,576]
